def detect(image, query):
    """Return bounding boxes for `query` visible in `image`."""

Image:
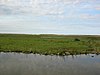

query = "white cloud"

[0,18,100,35]
[79,14,100,19]
[0,0,100,19]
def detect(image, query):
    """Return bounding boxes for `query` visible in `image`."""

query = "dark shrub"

[74,38,80,41]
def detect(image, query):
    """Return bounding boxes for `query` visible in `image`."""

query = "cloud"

[80,14,100,19]
[0,0,100,20]
[0,18,100,35]
[0,0,65,15]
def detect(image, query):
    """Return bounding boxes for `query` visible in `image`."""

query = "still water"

[0,52,100,75]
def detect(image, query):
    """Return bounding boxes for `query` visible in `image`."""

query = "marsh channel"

[0,52,100,75]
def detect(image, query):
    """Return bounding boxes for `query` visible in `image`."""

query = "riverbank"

[0,34,100,55]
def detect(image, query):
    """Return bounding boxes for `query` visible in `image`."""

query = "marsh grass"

[0,34,100,55]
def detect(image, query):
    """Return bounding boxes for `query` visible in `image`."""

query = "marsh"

[0,34,100,55]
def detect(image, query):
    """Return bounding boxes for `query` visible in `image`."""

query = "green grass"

[0,34,100,55]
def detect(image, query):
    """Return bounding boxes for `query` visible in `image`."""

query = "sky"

[0,0,100,35]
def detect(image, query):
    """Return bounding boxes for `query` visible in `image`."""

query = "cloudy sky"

[0,0,100,35]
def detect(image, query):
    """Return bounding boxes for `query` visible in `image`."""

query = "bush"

[74,38,80,41]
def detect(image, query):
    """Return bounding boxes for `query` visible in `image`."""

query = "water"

[0,52,100,75]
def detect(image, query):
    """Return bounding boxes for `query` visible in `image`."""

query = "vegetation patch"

[0,34,100,55]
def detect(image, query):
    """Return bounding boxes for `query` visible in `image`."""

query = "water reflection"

[0,52,100,75]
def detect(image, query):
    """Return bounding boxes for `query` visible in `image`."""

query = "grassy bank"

[0,34,100,55]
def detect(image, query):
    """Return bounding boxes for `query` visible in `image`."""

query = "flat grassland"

[0,34,100,55]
